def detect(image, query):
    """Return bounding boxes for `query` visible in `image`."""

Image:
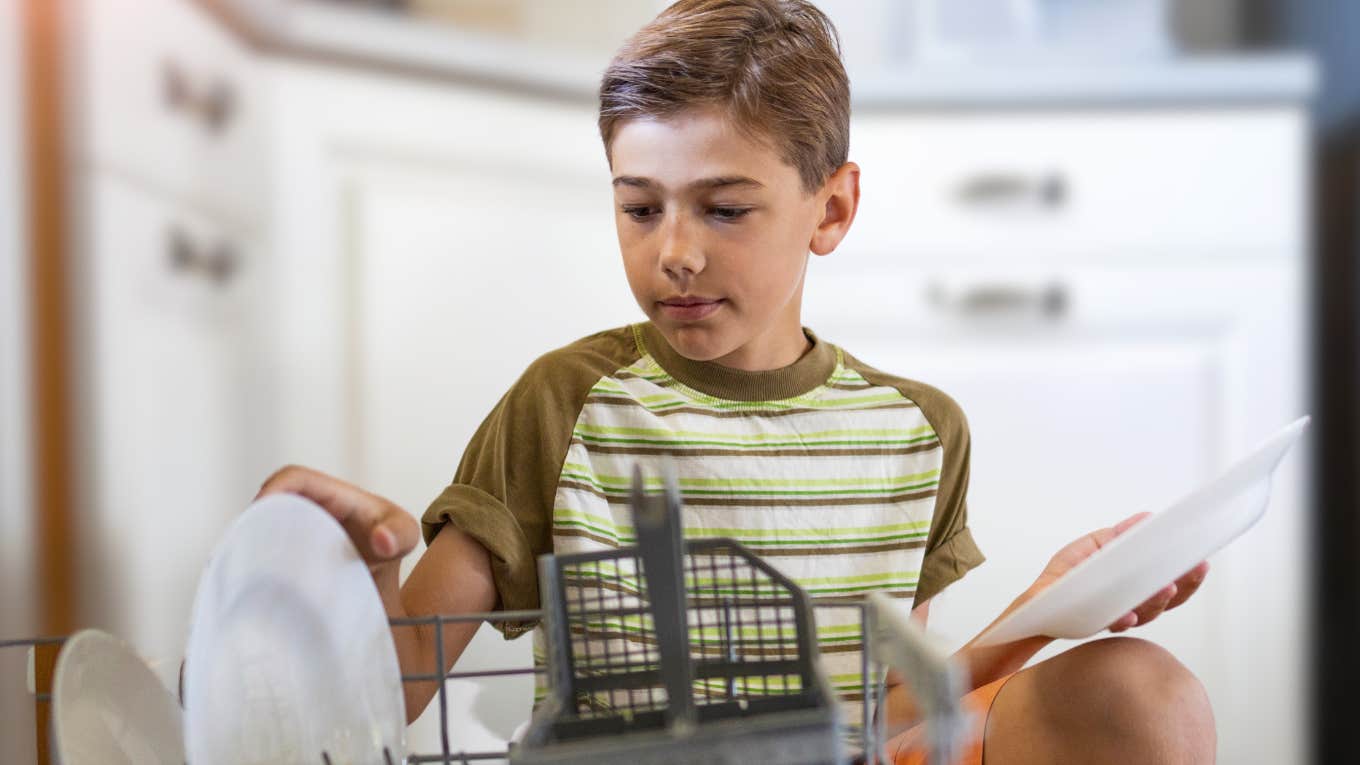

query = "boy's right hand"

[255,465,421,578]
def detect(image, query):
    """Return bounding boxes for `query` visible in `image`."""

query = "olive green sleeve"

[841,352,986,608]
[420,327,642,638]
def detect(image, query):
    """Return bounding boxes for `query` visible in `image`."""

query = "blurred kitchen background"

[1,0,1356,762]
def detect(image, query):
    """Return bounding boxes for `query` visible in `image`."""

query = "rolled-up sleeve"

[422,483,539,635]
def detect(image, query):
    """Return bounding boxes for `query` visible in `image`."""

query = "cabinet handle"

[162,59,236,135]
[199,78,237,134]
[203,241,239,284]
[167,226,239,286]
[926,281,1067,319]
[955,171,1066,209]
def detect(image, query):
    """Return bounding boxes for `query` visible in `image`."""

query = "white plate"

[51,628,185,765]
[973,415,1310,647]
[184,493,406,765]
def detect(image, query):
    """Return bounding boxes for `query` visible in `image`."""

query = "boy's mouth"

[658,296,724,321]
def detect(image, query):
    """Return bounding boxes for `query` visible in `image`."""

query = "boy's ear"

[810,162,860,256]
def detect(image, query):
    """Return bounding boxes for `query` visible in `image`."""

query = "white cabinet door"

[79,173,263,678]
[804,261,1308,765]
[349,169,639,503]
[265,60,614,476]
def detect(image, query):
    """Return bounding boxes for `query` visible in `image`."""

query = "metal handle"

[168,226,239,286]
[955,171,1067,209]
[162,59,236,135]
[926,280,1068,320]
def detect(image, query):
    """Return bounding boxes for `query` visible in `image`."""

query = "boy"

[259,1,1216,762]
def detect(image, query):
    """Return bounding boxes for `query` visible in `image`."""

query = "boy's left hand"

[1028,512,1211,634]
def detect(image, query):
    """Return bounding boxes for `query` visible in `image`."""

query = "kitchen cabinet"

[806,105,1312,765]
[846,109,1304,261]
[76,0,268,227]
[76,174,265,667]
[64,0,271,687]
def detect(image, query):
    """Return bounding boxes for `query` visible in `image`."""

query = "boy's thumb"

[369,514,419,560]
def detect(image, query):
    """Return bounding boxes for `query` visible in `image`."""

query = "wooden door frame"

[23,0,74,760]
[24,0,75,639]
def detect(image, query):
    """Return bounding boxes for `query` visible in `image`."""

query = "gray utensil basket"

[511,469,842,765]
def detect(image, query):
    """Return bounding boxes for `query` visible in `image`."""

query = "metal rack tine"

[631,463,697,729]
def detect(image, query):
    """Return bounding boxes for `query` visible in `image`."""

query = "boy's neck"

[709,327,814,372]
[638,322,835,403]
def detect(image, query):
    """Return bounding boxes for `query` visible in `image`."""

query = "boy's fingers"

[1111,511,1153,537]
[1108,612,1138,632]
[1081,512,1151,554]
[370,507,421,561]
[257,465,416,563]
[1131,583,1177,626]
[1166,561,1210,610]
[257,465,373,520]
[371,525,398,559]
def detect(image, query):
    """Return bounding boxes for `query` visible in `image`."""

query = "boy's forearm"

[881,587,1051,731]
[374,564,409,621]
[392,526,499,723]
[953,586,1052,691]
[372,563,436,722]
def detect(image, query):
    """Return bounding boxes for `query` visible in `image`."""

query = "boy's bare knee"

[1057,637,1216,762]
[986,638,1215,764]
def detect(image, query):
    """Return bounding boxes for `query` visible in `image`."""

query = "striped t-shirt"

[421,322,984,720]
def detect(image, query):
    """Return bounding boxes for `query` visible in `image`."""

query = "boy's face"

[609,108,858,371]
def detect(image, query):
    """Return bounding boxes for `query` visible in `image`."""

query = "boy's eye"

[621,205,659,221]
[710,207,753,221]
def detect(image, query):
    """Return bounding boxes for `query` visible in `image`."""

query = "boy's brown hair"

[598,0,850,195]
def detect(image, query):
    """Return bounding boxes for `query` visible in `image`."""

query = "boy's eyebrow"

[612,175,765,191]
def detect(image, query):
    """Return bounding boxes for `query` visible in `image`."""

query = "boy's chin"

[654,321,734,362]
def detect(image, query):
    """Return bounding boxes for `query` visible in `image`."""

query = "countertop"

[201,0,1317,108]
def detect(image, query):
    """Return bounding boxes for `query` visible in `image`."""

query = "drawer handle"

[955,171,1066,210]
[168,227,239,285]
[163,59,237,135]
[926,281,1067,320]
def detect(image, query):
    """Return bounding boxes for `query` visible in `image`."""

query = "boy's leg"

[981,637,1216,765]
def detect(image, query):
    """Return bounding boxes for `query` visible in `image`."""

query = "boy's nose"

[658,215,705,282]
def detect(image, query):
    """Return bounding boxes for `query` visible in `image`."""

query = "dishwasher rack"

[4,469,968,764]
[3,601,887,765]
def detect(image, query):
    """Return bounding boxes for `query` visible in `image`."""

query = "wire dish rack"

[3,608,879,765]
[4,468,967,765]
